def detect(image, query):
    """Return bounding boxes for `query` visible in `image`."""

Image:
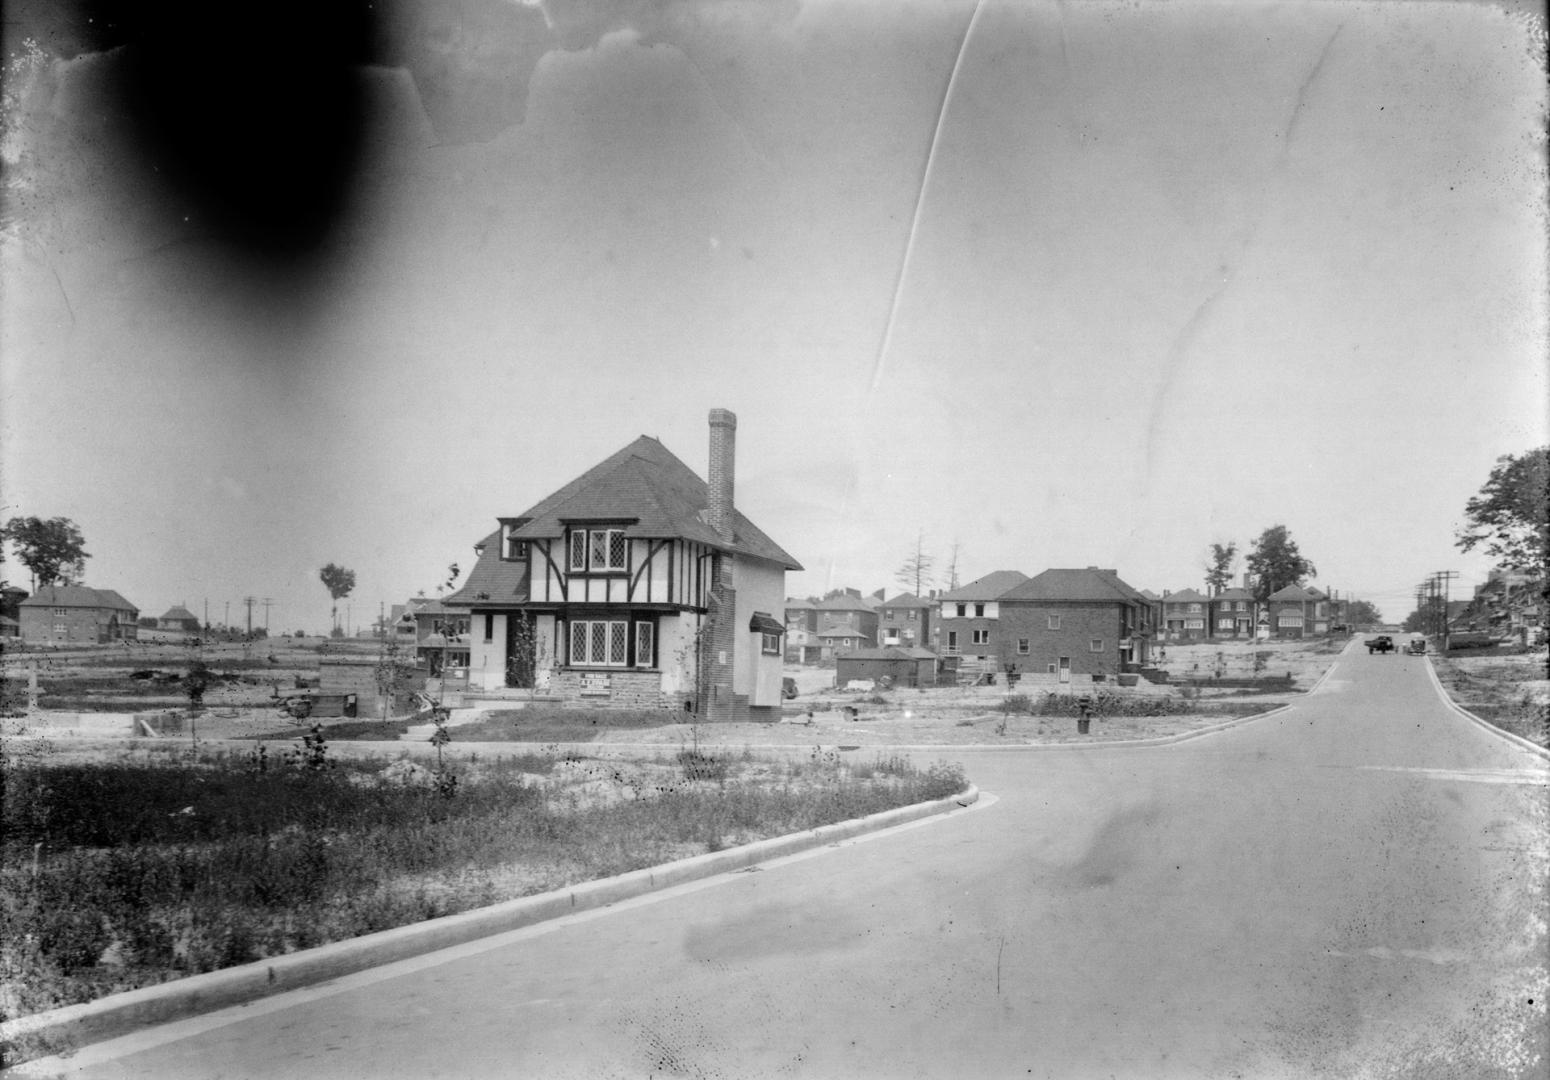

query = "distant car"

[1407,639,1426,655]
[1366,635,1394,654]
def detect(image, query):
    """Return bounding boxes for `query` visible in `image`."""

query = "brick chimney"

[704,408,738,722]
[708,408,736,546]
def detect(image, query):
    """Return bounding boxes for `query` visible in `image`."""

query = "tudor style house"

[444,410,801,722]
[994,567,1155,679]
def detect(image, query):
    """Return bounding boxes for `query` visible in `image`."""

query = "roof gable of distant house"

[1268,584,1325,601]
[880,593,933,609]
[1001,568,1150,605]
[1162,588,1210,604]
[937,571,1029,602]
[21,585,138,612]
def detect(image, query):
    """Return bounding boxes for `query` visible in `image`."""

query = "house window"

[635,621,656,668]
[1017,638,1030,654]
[955,603,966,617]
[53,608,68,616]
[1047,663,1057,674]
[568,528,628,572]
[1047,614,1061,630]
[761,631,781,656]
[484,614,494,643]
[1237,602,1247,611]
[974,603,985,617]
[501,524,526,561]
[1188,603,1201,614]
[1089,638,1104,652]
[1184,619,1204,629]
[972,629,989,645]
[908,610,916,620]
[1279,615,1304,628]
[54,623,67,634]
[569,618,630,666]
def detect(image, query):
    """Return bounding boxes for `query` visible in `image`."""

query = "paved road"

[17,642,1548,1079]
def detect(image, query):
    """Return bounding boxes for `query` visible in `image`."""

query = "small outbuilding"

[157,604,202,632]
[835,646,938,689]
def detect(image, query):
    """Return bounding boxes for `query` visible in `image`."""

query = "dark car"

[1366,635,1394,654]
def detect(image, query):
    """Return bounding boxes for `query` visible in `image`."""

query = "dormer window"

[500,523,527,561]
[568,527,627,572]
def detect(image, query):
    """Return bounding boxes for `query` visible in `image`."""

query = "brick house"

[1160,588,1210,640]
[1210,587,1255,638]
[156,604,202,632]
[19,585,140,644]
[814,590,880,647]
[443,410,800,721]
[876,592,935,651]
[397,596,471,675]
[816,624,866,661]
[1267,585,1330,638]
[994,567,1155,679]
[936,571,1029,662]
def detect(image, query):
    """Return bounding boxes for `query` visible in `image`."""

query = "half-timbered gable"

[446,415,800,719]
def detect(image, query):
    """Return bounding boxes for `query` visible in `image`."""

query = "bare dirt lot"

[1430,648,1550,749]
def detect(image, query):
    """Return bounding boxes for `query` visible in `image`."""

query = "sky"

[2,0,1546,635]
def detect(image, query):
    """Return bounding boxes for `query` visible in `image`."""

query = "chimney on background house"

[708,408,736,545]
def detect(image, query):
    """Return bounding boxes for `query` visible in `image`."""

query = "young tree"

[1,516,90,589]
[895,531,937,596]
[1245,525,1317,603]
[1455,446,1548,575]
[319,563,356,634]
[1204,542,1238,595]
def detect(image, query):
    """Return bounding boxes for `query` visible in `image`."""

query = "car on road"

[1366,635,1394,654]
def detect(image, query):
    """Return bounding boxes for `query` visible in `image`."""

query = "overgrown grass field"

[1,735,966,1059]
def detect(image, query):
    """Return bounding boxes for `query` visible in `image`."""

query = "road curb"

[1422,656,1550,761]
[0,786,979,1061]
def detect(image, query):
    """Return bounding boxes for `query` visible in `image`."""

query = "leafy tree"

[1455,446,1548,575]
[1,516,90,589]
[1204,542,1238,595]
[1345,599,1383,626]
[319,563,356,633]
[895,531,937,596]
[1245,525,1316,603]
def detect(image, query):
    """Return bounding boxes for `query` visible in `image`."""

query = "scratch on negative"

[866,0,985,396]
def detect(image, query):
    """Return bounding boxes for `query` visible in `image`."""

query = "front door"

[1058,656,1071,683]
[505,613,535,688]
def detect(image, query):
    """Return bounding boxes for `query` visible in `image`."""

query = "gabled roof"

[443,530,529,608]
[816,625,865,639]
[159,605,199,622]
[20,585,138,612]
[837,646,938,661]
[1162,588,1209,604]
[1214,587,1254,601]
[1268,584,1323,601]
[817,594,876,613]
[502,435,800,570]
[1000,568,1150,605]
[937,571,1029,602]
[879,592,933,609]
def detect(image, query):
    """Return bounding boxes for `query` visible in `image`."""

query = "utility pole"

[243,596,256,636]
[1432,570,1458,650]
[224,600,230,630]
[262,598,273,633]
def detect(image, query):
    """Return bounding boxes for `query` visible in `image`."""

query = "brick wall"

[549,669,688,711]
[996,602,1127,677]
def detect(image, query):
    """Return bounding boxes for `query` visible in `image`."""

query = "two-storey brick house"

[936,571,1028,662]
[444,410,800,722]
[19,585,140,644]
[1267,585,1330,638]
[1161,588,1210,640]
[994,567,1154,679]
[1210,587,1255,638]
[876,592,935,651]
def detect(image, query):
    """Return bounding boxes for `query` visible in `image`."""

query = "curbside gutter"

[1422,655,1550,761]
[0,786,978,1061]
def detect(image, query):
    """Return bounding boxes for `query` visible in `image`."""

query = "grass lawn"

[0,736,966,1064]
[1430,649,1550,750]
